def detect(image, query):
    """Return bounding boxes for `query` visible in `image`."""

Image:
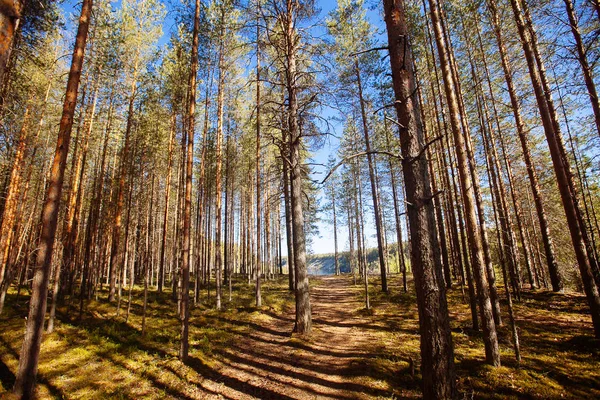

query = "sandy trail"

[197,275,402,399]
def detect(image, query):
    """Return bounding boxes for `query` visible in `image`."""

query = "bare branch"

[320,151,403,184]
[348,46,389,58]
[406,135,444,163]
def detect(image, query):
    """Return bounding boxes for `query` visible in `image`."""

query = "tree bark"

[255,17,262,307]
[13,0,92,397]
[509,0,600,336]
[428,0,500,366]
[0,104,30,299]
[355,59,388,293]
[563,0,600,139]
[159,112,175,294]
[0,0,21,86]
[382,0,456,396]
[214,24,225,311]
[180,0,200,360]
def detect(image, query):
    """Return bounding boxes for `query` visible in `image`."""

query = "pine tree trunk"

[0,0,21,86]
[563,0,600,138]
[109,55,139,302]
[214,29,225,311]
[283,0,311,334]
[332,186,340,276]
[255,19,262,307]
[485,0,561,292]
[509,0,600,336]
[0,105,30,299]
[180,0,200,359]
[13,1,92,396]
[159,112,175,294]
[355,59,388,293]
[283,143,294,290]
[382,0,456,396]
[428,0,500,366]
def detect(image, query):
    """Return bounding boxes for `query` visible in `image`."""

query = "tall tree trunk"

[108,55,139,302]
[428,0,500,366]
[180,0,200,360]
[485,0,561,292]
[255,18,262,307]
[563,0,600,139]
[142,173,155,336]
[383,116,407,288]
[0,105,30,299]
[13,1,92,397]
[283,0,311,334]
[509,0,600,336]
[159,112,175,294]
[456,18,503,324]
[354,161,369,310]
[214,26,225,311]
[355,59,388,293]
[332,187,340,276]
[282,140,294,290]
[382,0,456,396]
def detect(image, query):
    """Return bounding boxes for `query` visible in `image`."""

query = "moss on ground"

[0,274,598,399]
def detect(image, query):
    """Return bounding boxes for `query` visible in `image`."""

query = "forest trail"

[195,275,409,399]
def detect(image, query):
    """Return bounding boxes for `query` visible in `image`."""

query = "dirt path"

[196,275,410,399]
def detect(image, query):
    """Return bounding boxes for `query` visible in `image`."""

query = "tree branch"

[320,151,403,184]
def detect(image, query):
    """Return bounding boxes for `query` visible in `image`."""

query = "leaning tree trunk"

[13,0,92,397]
[382,0,456,397]
[509,0,600,337]
[486,0,562,292]
[563,0,600,139]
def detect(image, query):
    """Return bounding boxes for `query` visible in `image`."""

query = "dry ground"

[1,274,599,399]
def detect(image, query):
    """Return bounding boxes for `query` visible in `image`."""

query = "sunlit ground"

[0,273,598,399]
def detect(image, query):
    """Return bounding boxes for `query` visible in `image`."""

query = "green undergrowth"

[361,274,600,399]
[0,274,599,399]
[0,276,293,399]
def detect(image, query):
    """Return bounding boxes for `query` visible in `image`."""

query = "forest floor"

[0,274,599,399]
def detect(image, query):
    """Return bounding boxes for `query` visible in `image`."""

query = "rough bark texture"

[282,0,311,334]
[383,0,456,397]
[0,0,20,87]
[0,106,29,295]
[563,0,600,139]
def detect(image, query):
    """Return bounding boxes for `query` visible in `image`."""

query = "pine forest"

[1,0,600,398]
